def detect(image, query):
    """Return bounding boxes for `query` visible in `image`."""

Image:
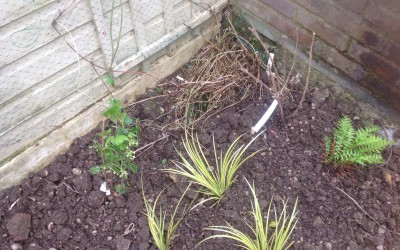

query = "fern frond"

[357,154,385,165]
[324,116,393,168]
[353,126,380,140]
[334,116,355,152]
[351,134,393,153]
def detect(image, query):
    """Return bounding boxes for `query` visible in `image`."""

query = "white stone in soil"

[100,181,111,196]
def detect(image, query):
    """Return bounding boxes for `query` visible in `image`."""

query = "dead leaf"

[384,171,393,186]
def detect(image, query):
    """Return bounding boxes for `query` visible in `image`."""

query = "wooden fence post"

[162,0,176,56]
[89,0,114,72]
[129,0,150,72]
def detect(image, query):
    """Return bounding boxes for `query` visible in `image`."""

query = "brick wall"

[233,0,400,112]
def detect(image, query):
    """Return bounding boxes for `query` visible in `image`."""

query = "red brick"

[325,3,363,35]
[260,0,296,18]
[383,42,400,67]
[350,23,387,52]
[361,76,400,112]
[296,7,349,51]
[332,0,367,14]
[293,0,327,15]
[314,39,366,81]
[232,0,255,10]
[348,40,400,83]
[364,5,400,39]
[235,0,272,29]
[241,1,312,47]
[263,6,312,47]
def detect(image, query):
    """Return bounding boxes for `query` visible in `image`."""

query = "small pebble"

[11,243,22,250]
[304,150,312,156]
[47,222,54,232]
[72,168,82,175]
[325,242,332,250]
[306,196,314,202]
[311,103,317,109]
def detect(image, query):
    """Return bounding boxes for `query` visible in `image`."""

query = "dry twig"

[163,26,266,130]
[288,32,315,118]
[335,187,400,236]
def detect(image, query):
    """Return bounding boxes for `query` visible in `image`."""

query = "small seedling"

[165,130,262,203]
[104,73,115,87]
[324,116,393,169]
[142,183,194,250]
[161,159,168,165]
[90,98,140,194]
[156,87,164,95]
[115,183,127,194]
[199,179,298,250]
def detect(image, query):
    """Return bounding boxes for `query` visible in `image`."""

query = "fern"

[324,116,393,168]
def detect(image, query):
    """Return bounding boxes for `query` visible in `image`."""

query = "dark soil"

[1,74,400,250]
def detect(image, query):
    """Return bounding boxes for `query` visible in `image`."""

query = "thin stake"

[288,32,315,118]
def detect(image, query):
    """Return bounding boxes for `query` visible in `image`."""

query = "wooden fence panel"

[0,23,100,105]
[0,0,228,168]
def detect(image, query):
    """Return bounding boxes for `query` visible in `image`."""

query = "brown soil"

[1,74,399,250]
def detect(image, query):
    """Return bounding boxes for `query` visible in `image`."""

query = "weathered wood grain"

[0,74,110,162]
[0,23,100,105]
[0,0,92,68]
[0,51,106,135]
[0,0,55,27]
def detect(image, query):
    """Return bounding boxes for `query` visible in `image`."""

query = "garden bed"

[1,28,400,250]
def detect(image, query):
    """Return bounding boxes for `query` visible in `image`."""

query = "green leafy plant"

[104,73,115,87]
[142,183,194,250]
[156,87,164,95]
[115,183,127,194]
[165,131,262,203]
[199,179,298,250]
[90,98,139,194]
[324,116,393,168]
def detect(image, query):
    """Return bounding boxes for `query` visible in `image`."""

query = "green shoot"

[156,87,164,95]
[325,116,394,168]
[165,131,263,203]
[142,183,194,250]
[199,179,298,250]
[115,183,127,194]
[104,73,115,87]
[90,98,139,194]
